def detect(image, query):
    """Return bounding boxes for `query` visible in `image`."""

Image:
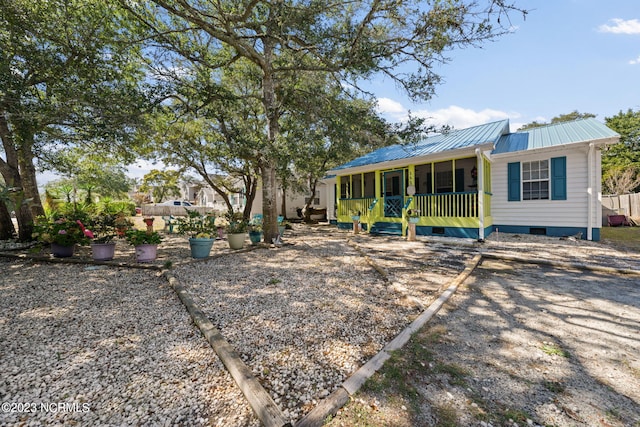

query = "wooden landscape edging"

[294,253,483,427]
[0,251,163,270]
[164,272,291,427]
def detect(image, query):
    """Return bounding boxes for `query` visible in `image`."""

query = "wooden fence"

[602,193,640,223]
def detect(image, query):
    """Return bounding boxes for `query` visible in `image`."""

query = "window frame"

[521,159,550,201]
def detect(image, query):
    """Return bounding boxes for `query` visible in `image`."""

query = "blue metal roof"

[493,118,619,154]
[333,119,510,170]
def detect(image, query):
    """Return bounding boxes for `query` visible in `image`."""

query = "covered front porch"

[335,154,493,240]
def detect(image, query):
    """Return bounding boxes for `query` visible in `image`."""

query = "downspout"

[587,143,595,240]
[475,148,485,241]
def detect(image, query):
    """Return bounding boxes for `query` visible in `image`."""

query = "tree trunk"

[281,184,287,220]
[0,200,15,240]
[260,161,278,243]
[242,174,258,221]
[202,174,235,214]
[260,42,280,244]
[15,201,33,241]
[18,137,45,218]
[0,113,36,241]
[303,178,319,223]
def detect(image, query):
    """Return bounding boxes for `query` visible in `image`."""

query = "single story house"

[179,176,329,220]
[324,118,620,241]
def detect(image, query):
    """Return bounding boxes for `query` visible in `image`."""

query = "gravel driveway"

[409,258,640,426]
[1,225,639,426]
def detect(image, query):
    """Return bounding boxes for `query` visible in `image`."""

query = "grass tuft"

[540,342,570,358]
[433,403,458,427]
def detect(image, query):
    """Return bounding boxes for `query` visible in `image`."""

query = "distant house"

[178,178,247,213]
[179,177,329,219]
[325,119,619,241]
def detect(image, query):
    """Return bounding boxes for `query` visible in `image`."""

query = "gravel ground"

[170,226,471,422]
[1,224,639,426]
[0,260,258,426]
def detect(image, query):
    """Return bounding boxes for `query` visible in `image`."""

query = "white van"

[159,200,192,206]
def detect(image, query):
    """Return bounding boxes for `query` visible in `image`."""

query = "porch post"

[404,165,416,238]
[476,149,485,241]
[336,175,341,223]
[371,170,381,231]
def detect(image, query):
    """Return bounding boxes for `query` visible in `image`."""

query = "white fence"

[602,193,640,223]
[140,205,215,217]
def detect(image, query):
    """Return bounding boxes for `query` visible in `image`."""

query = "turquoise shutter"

[551,156,567,200]
[508,162,520,201]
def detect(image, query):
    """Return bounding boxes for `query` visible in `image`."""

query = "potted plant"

[88,213,119,261]
[115,213,133,237]
[277,219,291,238]
[214,216,229,239]
[225,213,248,249]
[175,209,217,258]
[248,219,263,245]
[406,208,421,224]
[32,214,93,257]
[125,229,163,262]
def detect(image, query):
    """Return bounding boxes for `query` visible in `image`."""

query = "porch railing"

[339,192,491,224]
[413,192,478,218]
[338,197,376,221]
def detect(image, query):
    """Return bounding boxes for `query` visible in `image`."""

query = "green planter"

[248,231,262,245]
[189,238,214,258]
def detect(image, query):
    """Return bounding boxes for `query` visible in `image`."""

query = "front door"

[383,170,404,217]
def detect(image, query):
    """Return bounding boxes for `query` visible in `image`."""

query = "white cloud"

[412,105,516,130]
[375,99,525,131]
[598,18,640,34]
[376,97,407,118]
[629,55,640,65]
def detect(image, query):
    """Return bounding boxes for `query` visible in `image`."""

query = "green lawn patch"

[601,226,640,251]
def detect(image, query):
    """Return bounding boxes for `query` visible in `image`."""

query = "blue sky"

[372,0,640,132]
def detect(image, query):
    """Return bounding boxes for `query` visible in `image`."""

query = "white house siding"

[491,145,592,230]
[250,182,328,219]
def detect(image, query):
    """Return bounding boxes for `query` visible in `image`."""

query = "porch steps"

[370,222,403,236]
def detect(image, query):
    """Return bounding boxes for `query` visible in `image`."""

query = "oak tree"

[120,0,525,242]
